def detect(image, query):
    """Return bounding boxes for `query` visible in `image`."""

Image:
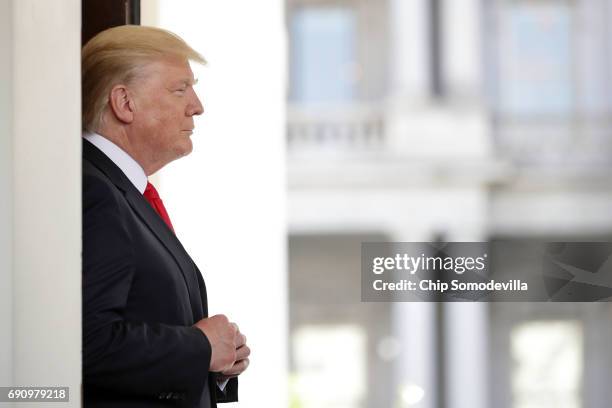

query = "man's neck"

[95,127,157,176]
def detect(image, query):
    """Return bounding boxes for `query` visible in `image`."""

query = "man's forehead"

[139,57,195,82]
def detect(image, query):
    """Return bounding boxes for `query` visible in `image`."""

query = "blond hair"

[82,25,206,132]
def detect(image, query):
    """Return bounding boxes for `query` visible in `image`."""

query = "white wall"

[144,1,288,407]
[1,0,82,405]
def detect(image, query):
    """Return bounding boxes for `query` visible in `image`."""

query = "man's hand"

[218,331,250,380]
[193,314,239,372]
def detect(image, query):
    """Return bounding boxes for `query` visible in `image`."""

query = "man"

[81,25,249,407]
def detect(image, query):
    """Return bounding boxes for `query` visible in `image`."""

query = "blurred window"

[290,7,357,103]
[510,320,583,408]
[498,1,575,116]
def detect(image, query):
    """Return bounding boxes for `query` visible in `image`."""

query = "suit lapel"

[83,139,204,321]
[124,190,204,319]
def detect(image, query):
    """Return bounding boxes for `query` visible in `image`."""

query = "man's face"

[129,56,203,173]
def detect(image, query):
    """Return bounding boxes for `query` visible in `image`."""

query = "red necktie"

[143,181,175,233]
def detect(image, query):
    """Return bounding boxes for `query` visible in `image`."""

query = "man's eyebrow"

[171,78,198,88]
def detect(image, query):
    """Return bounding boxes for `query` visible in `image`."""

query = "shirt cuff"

[217,377,229,392]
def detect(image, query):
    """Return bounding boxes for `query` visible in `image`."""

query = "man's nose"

[187,89,204,116]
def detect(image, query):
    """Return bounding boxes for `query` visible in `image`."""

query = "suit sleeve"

[82,174,211,405]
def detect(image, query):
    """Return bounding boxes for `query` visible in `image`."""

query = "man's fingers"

[235,344,250,360]
[237,358,249,373]
[235,333,247,348]
[221,358,249,377]
[230,323,241,346]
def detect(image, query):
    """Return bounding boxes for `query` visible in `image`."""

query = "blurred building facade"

[286,0,612,407]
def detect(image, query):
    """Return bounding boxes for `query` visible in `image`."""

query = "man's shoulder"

[83,155,103,178]
[82,157,125,212]
[83,157,115,191]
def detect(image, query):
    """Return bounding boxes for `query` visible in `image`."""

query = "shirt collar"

[83,132,148,194]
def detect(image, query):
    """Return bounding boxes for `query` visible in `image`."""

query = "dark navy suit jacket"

[82,139,238,407]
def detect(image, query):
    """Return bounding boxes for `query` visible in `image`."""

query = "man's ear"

[108,85,135,124]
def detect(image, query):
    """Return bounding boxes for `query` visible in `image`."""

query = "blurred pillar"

[443,303,489,408]
[392,301,438,408]
[440,0,483,100]
[390,230,438,408]
[443,231,489,408]
[388,0,431,101]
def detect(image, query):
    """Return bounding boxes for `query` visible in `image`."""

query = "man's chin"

[177,141,193,157]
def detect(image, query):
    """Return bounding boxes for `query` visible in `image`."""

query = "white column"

[389,229,437,408]
[0,0,14,391]
[3,0,82,406]
[443,230,488,408]
[151,1,288,407]
[577,0,609,114]
[388,0,431,101]
[441,0,483,100]
[444,303,489,408]
[391,302,438,408]
[386,0,431,157]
